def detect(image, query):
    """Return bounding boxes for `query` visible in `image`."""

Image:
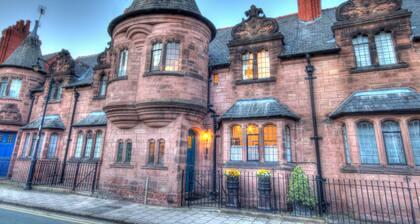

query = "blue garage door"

[0,132,16,177]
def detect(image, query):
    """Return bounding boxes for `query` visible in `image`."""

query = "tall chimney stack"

[298,0,322,22]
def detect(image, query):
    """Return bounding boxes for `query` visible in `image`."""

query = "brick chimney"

[298,0,322,22]
[0,20,31,64]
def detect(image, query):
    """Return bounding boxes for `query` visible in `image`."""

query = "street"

[0,204,116,224]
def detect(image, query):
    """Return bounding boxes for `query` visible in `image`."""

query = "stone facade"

[1,0,420,207]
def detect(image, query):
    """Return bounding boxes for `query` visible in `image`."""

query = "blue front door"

[0,132,16,177]
[186,130,196,192]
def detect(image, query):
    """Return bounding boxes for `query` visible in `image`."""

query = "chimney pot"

[298,0,322,22]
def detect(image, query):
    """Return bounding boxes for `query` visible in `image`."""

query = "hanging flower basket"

[224,169,240,208]
[257,169,272,210]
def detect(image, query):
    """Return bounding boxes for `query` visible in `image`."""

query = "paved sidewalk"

[0,184,323,224]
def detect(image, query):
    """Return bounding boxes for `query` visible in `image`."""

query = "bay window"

[409,120,420,166]
[357,121,380,165]
[247,125,259,161]
[230,125,243,161]
[263,124,278,162]
[382,121,406,165]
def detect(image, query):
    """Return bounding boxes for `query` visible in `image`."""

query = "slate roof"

[329,88,420,119]
[73,111,107,127]
[126,0,201,15]
[221,98,300,121]
[21,115,65,130]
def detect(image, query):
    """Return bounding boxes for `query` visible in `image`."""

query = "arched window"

[147,139,156,165]
[375,32,397,66]
[21,133,31,158]
[74,132,84,158]
[47,133,59,159]
[125,140,132,163]
[117,49,128,77]
[382,121,406,165]
[98,75,108,97]
[164,42,180,71]
[230,125,243,161]
[150,43,163,71]
[242,52,254,80]
[283,126,292,163]
[357,121,379,164]
[84,132,93,158]
[263,124,278,162]
[116,140,124,163]
[342,125,351,164]
[257,50,270,79]
[157,139,165,165]
[352,35,371,68]
[408,120,420,166]
[93,131,103,159]
[247,124,259,161]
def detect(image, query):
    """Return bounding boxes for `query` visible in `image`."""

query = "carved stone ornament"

[0,103,22,122]
[231,5,279,40]
[50,49,74,75]
[95,48,110,69]
[336,0,403,21]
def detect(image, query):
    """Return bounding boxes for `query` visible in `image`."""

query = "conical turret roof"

[0,21,44,72]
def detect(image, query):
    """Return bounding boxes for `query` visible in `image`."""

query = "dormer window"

[352,35,371,68]
[241,50,271,80]
[117,49,128,77]
[50,81,63,101]
[150,41,181,72]
[375,32,397,66]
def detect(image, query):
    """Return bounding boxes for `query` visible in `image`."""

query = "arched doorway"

[185,130,196,192]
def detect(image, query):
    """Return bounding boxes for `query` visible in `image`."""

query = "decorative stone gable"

[50,49,74,76]
[0,103,22,124]
[336,0,403,22]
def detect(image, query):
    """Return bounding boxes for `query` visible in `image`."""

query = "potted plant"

[256,169,272,211]
[224,169,240,208]
[287,167,316,216]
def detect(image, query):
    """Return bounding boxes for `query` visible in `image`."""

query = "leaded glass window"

[148,139,156,165]
[29,134,37,158]
[263,124,278,162]
[151,43,162,71]
[342,125,351,164]
[164,42,180,71]
[247,125,259,161]
[409,120,420,166]
[9,79,21,99]
[382,121,406,165]
[125,140,132,163]
[283,126,292,163]
[94,131,103,159]
[257,50,270,79]
[157,139,165,165]
[230,125,243,161]
[375,32,397,66]
[98,75,107,97]
[84,132,93,158]
[352,35,372,68]
[116,140,124,163]
[357,121,380,164]
[21,134,30,158]
[50,82,63,101]
[117,49,128,77]
[242,52,254,80]
[74,132,84,158]
[47,134,58,159]
[0,79,7,97]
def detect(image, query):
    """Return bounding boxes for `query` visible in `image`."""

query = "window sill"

[108,76,128,84]
[144,71,185,77]
[48,100,61,104]
[17,157,31,161]
[93,96,106,101]
[350,63,409,74]
[110,163,134,169]
[142,165,168,170]
[224,161,283,169]
[0,97,20,101]
[235,77,276,85]
[341,165,420,175]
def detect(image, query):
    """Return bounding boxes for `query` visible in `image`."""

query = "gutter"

[279,48,341,60]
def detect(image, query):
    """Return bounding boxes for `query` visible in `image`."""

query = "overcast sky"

[0,0,346,58]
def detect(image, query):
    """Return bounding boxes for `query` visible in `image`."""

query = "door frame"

[0,131,17,178]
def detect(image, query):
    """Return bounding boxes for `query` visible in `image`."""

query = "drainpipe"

[27,91,36,123]
[60,88,80,183]
[207,68,219,195]
[305,53,326,214]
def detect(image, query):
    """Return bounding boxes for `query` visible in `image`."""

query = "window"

[242,52,254,80]
[147,139,156,165]
[151,43,163,71]
[116,140,124,163]
[263,124,278,162]
[157,139,165,165]
[30,133,44,158]
[117,49,128,77]
[74,132,84,158]
[375,32,397,66]
[0,79,7,97]
[164,42,180,71]
[125,140,132,163]
[247,125,259,161]
[93,131,103,159]
[357,121,380,164]
[47,134,59,159]
[382,121,406,165]
[83,132,93,158]
[8,79,21,99]
[230,125,243,161]
[353,35,372,68]
[408,120,420,166]
[213,73,219,85]
[342,125,351,164]
[98,75,108,97]
[29,134,37,158]
[257,50,270,79]
[283,126,292,163]
[21,134,31,158]
[50,82,63,101]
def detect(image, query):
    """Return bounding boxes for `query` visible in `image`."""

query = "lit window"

[247,124,259,161]
[357,121,379,165]
[230,125,243,161]
[342,125,351,164]
[263,124,278,162]
[213,73,219,85]
[125,140,132,163]
[352,35,372,68]
[375,32,397,66]
[94,131,103,159]
[382,121,406,165]
[98,75,108,97]
[117,49,128,77]
[84,132,93,158]
[47,134,59,159]
[409,120,420,166]
[116,140,124,163]
[74,132,84,158]
[151,43,163,71]
[21,134,31,158]
[242,52,254,80]
[148,139,156,165]
[157,139,165,165]
[257,50,270,79]
[283,126,292,163]
[9,79,22,99]
[164,42,180,71]
[0,79,7,97]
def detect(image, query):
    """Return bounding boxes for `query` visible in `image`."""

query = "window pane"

[382,121,406,165]
[357,122,380,164]
[118,49,128,77]
[84,133,93,158]
[264,125,278,162]
[74,133,84,158]
[0,79,7,97]
[257,50,270,79]
[247,125,259,161]
[9,79,22,98]
[125,142,132,163]
[242,52,254,80]
[47,134,58,158]
[157,139,165,165]
[35,133,45,158]
[151,43,162,71]
[283,126,292,163]
[29,134,37,158]
[230,125,242,161]
[409,120,420,166]
[342,125,352,164]
[165,42,180,71]
[94,132,103,159]
[21,134,31,158]
[52,82,63,101]
[375,32,397,65]
[352,36,372,68]
[148,140,156,164]
[99,75,107,97]
[116,141,124,162]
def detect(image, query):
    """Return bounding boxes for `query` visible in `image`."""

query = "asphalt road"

[0,204,116,224]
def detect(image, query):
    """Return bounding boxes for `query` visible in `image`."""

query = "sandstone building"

[0,0,420,207]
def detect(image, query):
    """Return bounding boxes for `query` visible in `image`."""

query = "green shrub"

[287,167,316,208]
